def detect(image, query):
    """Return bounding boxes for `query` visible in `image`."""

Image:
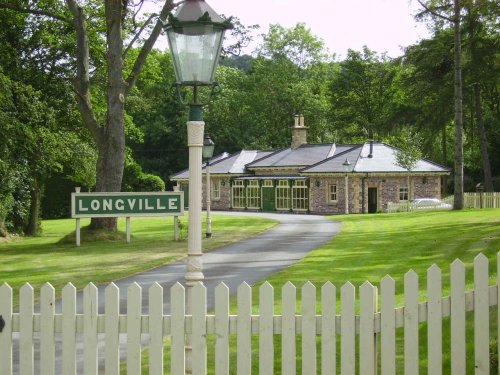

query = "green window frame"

[399,186,409,201]
[211,179,221,201]
[246,180,261,209]
[276,180,290,210]
[328,184,338,202]
[292,180,309,210]
[232,180,245,208]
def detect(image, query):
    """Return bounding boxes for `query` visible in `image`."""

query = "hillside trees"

[329,47,399,143]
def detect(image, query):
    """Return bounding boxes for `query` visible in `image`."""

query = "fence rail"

[387,192,500,212]
[442,192,500,209]
[0,253,498,375]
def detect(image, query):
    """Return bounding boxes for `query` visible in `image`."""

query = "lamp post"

[163,2,231,373]
[343,158,351,214]
[203,133,215,238]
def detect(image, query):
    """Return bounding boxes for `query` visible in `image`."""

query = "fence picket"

[0,283,13,375]
[237,282,252,375]
[170,283,185,375]
[302,281,317,375]
[474,254,489,374]
[451,259,466,375]
[149,283,164,375]
[192,283,207,375]
[282,282,296,375]
[259,282,274,375]
[321,282,336,375]
[83,283,98,375]
[40,283,55,375]
[427,264,442,375]
[2,255,499,375]
[381,275,396,375]
[404,270,419,375]
[105,283,120,375]
[215,283,229,375]
[498,253,500,371]
[127,283,142,375]
[341,282,355,375]
[360,281,377,375]
[20,283,34,375]
[62,283,77,375]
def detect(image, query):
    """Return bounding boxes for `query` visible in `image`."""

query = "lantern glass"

[167,24,225,85]
[202,134,215,159]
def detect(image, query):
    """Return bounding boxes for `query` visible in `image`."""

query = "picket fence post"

[1,254,499,375]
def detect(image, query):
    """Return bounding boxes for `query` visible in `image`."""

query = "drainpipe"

[362,176,366,213]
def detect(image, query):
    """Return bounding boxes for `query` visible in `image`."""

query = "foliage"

[329,47,399,141]
[122,156,165,192]
[393,130,424,173]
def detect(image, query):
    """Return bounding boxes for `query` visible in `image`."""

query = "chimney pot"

[291,114,308,149]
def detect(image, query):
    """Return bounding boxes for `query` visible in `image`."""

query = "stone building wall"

[309,175,442,214]
[196,174,442,214]
[201,177,231,210]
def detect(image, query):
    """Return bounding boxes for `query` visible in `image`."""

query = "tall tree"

[329,47,398,142]
[416,0,465,209]
[0,0,176,230]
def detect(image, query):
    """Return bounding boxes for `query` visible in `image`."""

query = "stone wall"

[202,177,231,210]
[309,175,442,214]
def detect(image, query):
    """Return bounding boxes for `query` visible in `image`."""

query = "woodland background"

[0,0,498,236]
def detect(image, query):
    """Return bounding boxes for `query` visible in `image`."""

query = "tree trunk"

[26,178,41,235]
[474,84,494,192]
[89,0,126,231]
[452,0,464,210]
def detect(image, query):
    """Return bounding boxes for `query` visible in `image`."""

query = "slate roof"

[302,143,451,174]
[170,150,275,179]
[170,142,450,180]
[245,143,358,169]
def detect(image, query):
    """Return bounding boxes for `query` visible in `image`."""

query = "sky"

[148,0,431,58]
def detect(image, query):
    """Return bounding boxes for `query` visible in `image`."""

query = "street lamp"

[203,133,215,238]
[343,158,351,214]
[163,2,231,373]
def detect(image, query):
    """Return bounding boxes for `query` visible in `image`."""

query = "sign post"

[71,192,184,246]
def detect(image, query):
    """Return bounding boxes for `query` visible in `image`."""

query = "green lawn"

[134,209,500,375]
[259,208,500,305]
[0,214,277,303]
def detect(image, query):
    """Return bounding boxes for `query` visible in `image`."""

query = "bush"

[122,160,165,192]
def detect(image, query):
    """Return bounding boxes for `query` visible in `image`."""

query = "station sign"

[71,192,184,218]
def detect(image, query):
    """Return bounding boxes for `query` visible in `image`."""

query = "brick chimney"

[291,114,308,149]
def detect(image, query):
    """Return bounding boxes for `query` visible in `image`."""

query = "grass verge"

[0,213,277,305]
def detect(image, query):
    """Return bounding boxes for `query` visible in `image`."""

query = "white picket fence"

[442,192,500,209]
[0,253,498,375]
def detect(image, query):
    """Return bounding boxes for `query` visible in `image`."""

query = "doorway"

[368,187,378,213]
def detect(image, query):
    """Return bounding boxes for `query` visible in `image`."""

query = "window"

[211,180,221,200]
[276,180,290,210]
[399,186,409,201]
[328,184,338,202]
[263,180,273,187]
[232,180,245,208]
[246,180,261,209]
[292,180,309,210]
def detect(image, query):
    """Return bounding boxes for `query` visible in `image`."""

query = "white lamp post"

[203,133,215,238]
[343,158,351,214]
[163,2,231,373]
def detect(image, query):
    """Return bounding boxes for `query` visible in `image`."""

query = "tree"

[394,130,424,210]
[329,47,398,142]
[416,0,465,209]
[0,0,176,231]
[0,72,71,235]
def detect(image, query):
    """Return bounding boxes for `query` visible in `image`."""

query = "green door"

[368,187,377,213]
[262,186,276,211]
